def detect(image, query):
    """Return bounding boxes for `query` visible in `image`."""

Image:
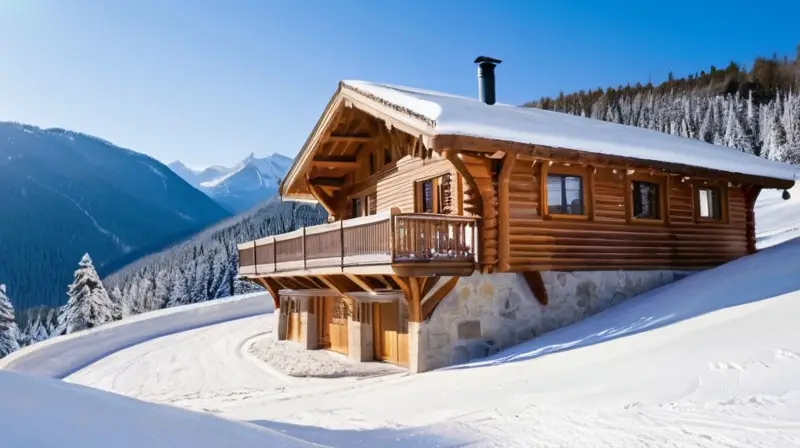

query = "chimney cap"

[474,56,502,65]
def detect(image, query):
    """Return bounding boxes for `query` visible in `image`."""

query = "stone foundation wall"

[418,270,676,371]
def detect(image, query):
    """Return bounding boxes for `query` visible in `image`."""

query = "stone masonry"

[412,270,677,372]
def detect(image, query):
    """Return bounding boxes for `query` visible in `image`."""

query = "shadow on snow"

[445,237,800,371]
[248,419,478,448]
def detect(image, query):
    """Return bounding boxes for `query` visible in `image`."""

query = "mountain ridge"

[0,122,232,311]
[169,153,293,213]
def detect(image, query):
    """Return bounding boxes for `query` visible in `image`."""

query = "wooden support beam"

[308,177,345,188]
[327,133,373,143]
[421,276,459,320]
[497,153,515,272]
[317,275,357,308]
[306,175,337,216]
[311,157,358,170]
[345,273,376,293]
[420,277,438,300]
[371,275,394,290]
[392,275,412,308]
[256,278,281,309]
[522,271,548,305]
[408,277,422,322]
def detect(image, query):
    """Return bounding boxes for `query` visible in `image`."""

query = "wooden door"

[287,299,301,343]
[327,297,349,354]
[374,301,408,366]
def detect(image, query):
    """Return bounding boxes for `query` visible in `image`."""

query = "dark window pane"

[352,198,362,218]
[697,187,721,219]
[547,174,584,215]
[632,181,660,219]
[384,148,392,164]
[422,180,434,213]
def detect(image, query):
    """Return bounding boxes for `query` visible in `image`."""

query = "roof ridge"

[341,82,437,128]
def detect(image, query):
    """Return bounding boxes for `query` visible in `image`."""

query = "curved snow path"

[1,293,272,379]
[67,289,800,447]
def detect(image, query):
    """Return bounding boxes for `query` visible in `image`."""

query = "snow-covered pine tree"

[61,253,115,334]
[0,284,21,357]
[109,286,124,321]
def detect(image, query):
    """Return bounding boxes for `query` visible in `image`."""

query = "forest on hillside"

[526,46,800,164]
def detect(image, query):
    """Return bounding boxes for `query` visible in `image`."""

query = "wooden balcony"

[237,209,479,277]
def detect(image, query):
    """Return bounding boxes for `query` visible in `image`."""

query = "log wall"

[504,155,749,271]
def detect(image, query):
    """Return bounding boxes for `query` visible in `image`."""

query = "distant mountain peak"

[166,152,293,214]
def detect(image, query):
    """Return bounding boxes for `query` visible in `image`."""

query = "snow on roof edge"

[341,80,798,184]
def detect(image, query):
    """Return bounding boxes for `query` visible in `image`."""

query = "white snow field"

[4,185,800,447]
[0,291,271,378]
[0,370,317,448]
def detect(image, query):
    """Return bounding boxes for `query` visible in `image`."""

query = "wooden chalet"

[238,57,797,372]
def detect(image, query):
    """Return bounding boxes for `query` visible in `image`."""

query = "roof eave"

[430,133,796,190]
[280,82,436,199]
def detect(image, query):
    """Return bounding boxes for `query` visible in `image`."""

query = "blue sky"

[1,0,799,168]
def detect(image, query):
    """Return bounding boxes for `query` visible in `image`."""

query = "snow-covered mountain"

[169,153,293,213]
[0,122,232,311]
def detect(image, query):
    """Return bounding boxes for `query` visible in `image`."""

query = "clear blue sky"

[1,0,798,169]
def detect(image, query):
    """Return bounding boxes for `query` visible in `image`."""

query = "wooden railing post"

[252,241,258,275]
[339,220,345,268]
[272,237,277,273]
[301,227,307,270]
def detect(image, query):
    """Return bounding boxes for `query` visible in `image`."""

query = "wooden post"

[252,241,258,276]
[302,227,307,270]
[497,153,515,272]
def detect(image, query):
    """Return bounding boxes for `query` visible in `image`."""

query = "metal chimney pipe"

[474,56,502,105]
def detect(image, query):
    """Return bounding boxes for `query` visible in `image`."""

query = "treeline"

[526,46,800,164]
[2,198,327,357]
[528,45,800,112]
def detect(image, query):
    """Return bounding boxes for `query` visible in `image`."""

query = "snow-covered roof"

[341,80,798,182]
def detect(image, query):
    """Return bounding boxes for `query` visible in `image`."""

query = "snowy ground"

[1,370,317,448]
[8,184,800,447]
[248,336,404,378]
[755,184,800,249]
[64,238,800,447]
[0,292,270,378]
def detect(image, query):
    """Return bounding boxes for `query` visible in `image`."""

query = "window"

[632,181,661,220]
[415,174,451,214]
[384,148,392,165]
[697,187,722,220]
[351,197,363,218]
[366,192,377,216]
[421,179,436,213]
[546,174,584,215]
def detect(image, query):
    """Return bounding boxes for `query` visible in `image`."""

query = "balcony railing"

[237,209,478,275]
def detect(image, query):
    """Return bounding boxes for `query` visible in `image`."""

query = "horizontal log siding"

[352,154,459,214]
[506,163,748,271]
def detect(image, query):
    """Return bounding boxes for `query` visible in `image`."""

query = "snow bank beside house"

[343,80,797,181]
[1,370,314,448]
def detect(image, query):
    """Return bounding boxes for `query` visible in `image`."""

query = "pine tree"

[0,285,21,357]
[61,253,115,334]
[109,286,124,321]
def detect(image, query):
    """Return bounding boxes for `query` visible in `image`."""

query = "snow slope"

[755,184,800,249]
[65,237,800,447]
[1,370,315,448]
[0,292,271,378]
